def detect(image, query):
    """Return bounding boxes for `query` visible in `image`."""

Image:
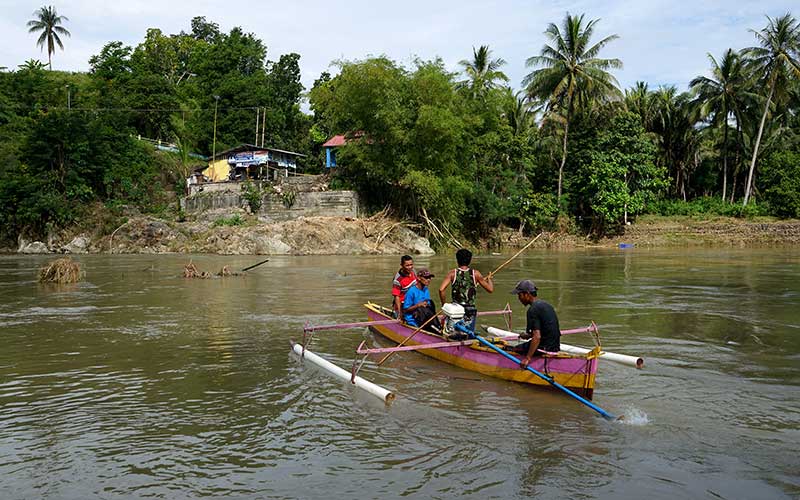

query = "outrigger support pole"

[290,341,395,404]
[301,321,317,358]
[351,341,370,383]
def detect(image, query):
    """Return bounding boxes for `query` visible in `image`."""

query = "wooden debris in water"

[38,257,83,284]
[217,265,241,277]
[183,261,210,279]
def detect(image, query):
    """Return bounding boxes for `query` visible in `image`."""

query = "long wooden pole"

[376,309,441,365]
[487,232,543,278]
[241,258,270,272]
[261,107,266,149]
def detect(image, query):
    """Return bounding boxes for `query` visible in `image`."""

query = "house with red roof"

[322,132,366,168]
[322,135,346,168]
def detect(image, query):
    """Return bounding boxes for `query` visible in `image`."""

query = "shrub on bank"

[759,151,800,218]
[212,215,246,227]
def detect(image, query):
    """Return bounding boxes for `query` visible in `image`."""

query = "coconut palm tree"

[27,6,71,70]
[18,59,47,71]
[523,13,622,203]
[457,45,509,98]
[741,13,800,206]
[690,49,754,202]
[625,81,656,129]
[650,87,701,201]
[504,90,537,137]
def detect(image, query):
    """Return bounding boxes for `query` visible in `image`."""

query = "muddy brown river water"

[1,249,798,499]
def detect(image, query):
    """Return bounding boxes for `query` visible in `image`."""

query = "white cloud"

[1,0,796,95]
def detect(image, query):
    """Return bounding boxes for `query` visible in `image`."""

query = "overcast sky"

[1,1,796,100]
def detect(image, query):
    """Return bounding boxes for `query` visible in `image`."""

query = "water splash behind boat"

[618,406,649,425]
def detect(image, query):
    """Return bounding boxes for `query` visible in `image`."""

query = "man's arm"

[520,330,541,368]
[474,270,494,293]
[438,270,453,305]
[404,299,427,313]
[402,290,428,317]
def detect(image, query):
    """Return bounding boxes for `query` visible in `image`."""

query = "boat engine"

[441,303,468,340]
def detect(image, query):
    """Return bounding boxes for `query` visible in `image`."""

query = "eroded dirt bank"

[12,214,800,255]
[15,210,434,256]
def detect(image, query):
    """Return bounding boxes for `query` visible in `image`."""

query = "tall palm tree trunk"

[558,117,569,202]
[557,93,573,208]
[721,123,728,202]
[743,82,774,207]
[732,124,744,203]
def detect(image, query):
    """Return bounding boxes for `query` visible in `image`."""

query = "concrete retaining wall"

[181,189,359,220]
[187,175,319,197]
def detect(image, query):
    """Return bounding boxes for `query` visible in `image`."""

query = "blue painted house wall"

[325,147,337,168]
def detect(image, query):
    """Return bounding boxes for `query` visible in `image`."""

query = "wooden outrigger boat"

[294,301,643,420]
[362,302,602,399]
[291,235,642,419]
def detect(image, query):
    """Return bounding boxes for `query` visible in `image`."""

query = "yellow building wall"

[203,158,230,182]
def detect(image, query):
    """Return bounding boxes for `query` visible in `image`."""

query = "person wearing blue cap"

[510,279,561,368]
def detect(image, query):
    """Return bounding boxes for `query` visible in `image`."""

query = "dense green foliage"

[0,16,309,243]
[760,150,800,217]
[1,11,798,246]
[308,12,798,242]
[569,112,667,232]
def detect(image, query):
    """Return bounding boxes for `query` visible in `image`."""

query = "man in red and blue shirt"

[392,255,416,317]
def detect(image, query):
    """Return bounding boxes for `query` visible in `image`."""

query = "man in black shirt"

[510,279,561,368]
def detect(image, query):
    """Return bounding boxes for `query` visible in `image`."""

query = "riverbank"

[10,213,800,255]
[13,209,435,256]
[465,215,800,251]
[598,215,800,247]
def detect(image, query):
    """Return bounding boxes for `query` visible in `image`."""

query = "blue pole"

[454,322,618,421]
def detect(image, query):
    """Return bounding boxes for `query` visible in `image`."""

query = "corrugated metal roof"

[211,143,306,160]
[322,135,347,147]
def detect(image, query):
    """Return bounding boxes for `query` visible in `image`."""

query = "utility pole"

[65,84,70,110]
[261,107,266,148]
[255,107,260,146]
